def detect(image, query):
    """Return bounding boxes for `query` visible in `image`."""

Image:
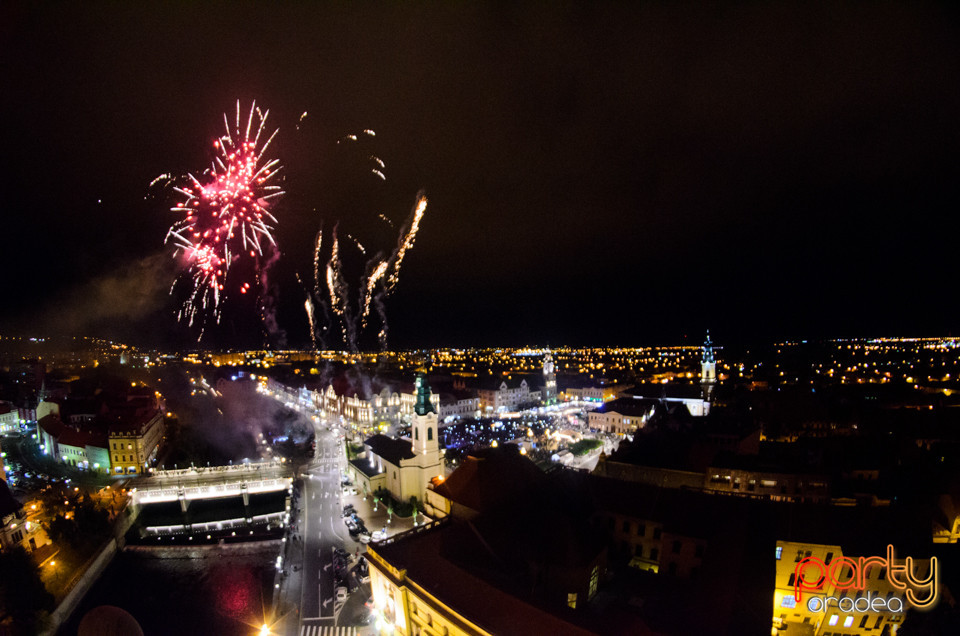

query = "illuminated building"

[476,377,538,413]
[580,471,940,633]
[367,472,611,635]
[436,391,480,421]
[933,492,960,543]
[0,402,22,434]
[37,414,111,474]
[366,524,602,636]
[587,398,656,435]
[559,381,629,403]
[348,375,443,504]
[36,395,61,422]
[108,408,165,475]
[0,479,48,553]
[772,539,929,635]
[704,452,831,503]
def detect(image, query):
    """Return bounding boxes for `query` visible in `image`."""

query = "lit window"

[843,616,854,627]
[775,546,782,560]
[828,615,839,626]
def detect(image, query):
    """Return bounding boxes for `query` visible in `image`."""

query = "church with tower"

[593,331,718,430]
[348,374,443,505]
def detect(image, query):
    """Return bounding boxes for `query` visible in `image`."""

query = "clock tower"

[542,349,557,405]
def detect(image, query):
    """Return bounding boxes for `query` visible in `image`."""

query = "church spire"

[414,373,436,416]
[703,330,715,364]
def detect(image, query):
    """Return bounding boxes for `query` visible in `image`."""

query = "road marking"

[299,625,357,636]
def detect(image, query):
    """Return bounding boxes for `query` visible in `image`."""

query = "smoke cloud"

[35,252,177,339]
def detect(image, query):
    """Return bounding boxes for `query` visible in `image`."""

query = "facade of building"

[37,414,112,474]
[0,479,48,553]
[367,537,493,636]
[605,513,708,578]
[477,378,536,413]
[0,402,23,434]
[772,540,917,636]
[704,459,831,504]
[36,398,60,423]
[560,383,629,403]
[298,379,442,427]
[108,409,165,475]
[587,398,657,435]
[437,392,480,421]
[933,493,960,543]
[367,519,603,636]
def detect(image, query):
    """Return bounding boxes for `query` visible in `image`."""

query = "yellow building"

[773,540,928,635]
[933,492,960,543]
[366,524,598,636]
[108,409,165,475]
[367,541,489,636]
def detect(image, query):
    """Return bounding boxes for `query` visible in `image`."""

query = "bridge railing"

[148,458,286,479]
[134,476,292,504]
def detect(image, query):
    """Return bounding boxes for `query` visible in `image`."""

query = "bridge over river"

[128,460,294,537]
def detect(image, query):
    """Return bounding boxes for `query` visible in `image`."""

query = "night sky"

[3,2,960,349]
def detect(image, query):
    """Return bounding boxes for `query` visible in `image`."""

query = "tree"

[45,496,110,550]
[73,495,110,545]
[46,513,80,547]
[0,547,54,635]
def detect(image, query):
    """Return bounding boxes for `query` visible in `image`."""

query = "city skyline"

[4,2,960,350]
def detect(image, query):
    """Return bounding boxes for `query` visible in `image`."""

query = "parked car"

[336,587,348,603]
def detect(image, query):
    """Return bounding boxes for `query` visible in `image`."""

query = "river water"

[59,544,278,636]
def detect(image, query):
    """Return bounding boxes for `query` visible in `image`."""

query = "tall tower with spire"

[543,348,557,405]
[701,330,717,406]
[410,374,441,497]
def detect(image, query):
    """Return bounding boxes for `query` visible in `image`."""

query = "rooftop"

[364,434,416,466]
[432,445,547,515]
[371,522,614,636]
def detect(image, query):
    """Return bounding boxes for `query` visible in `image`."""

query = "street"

[299,425,346,620]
